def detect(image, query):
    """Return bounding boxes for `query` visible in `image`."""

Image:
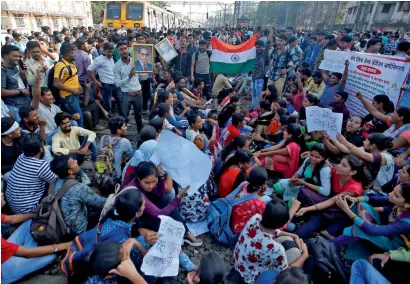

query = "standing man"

[135,33,152,113]
[251,40,269,110]
[74,38,91,90]
[366,38,382,54]
[186,34,198,58]
[268,34,294,96]
[11,32,27,53]
[114,42,143,132]
[171,37,191,88]
[191,39,212,100]
[87,42,125,118]
[25,41,50,88]
[1,45,30,122]
[53,43,84,127]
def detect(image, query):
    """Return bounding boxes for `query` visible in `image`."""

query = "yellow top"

[53,58,79,98]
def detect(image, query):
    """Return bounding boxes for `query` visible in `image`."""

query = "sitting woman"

[222,114,247,147]
[251,100,275,134]
[218,150,253,198]
[122,140,157,183]
[362,94,394,134]
[283,94,297,116]
[218,104,238,130]
[97,189,196,282]
[122,162,202,246]
[220,88,238,110]
[295,155,367,239]
[151,103,183,136]
[190,78,206,101]
[274,143,332,205]
[230,167,269,234]
[356,92,410,155]
[336,133,394,189]
[157,89,189,130]
[252,110,289,148]
[298,93,319,124]
[259,84,278,104]
[321,115,366,157]
[186,112,203,143]
[255,123,304,178]
[215,135,251,177]
[333,182,410,255]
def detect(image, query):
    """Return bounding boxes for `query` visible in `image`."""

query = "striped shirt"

[5,154,56,214]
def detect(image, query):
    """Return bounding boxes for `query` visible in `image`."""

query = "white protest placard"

[186,219,209,237]
[306,106,343,140]
[344,52,410,116]
[151,130,212,196]
[141,216,185,277]
[319,51,410,116]
[319,50,351,73]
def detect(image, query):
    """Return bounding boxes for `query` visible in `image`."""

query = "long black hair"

[217,150,252,183]
[373,95,394,113]
[197,252,226,284]
[218,104,237,128]
[221,135,249,161]
[367,133,393,151]
[343,154,371,186]
[103,189,144,224]
[123,161,158,189]
[284,123,305,149]
[305,143,327,186]
[247,167,268,193]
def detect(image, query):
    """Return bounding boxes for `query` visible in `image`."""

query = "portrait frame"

[132,43,155,73]
[154,38,178,63]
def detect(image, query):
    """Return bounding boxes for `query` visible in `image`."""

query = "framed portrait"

[132,44,154,73]
[154,38,177,63]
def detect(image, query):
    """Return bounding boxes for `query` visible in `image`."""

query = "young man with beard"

[1,45,30,122]
[18,105,47,140]
[53,44,84,127]
[100,117,134,179]
[87,42,125,119]
[171,37,191,88]
[191,39,212,100]
[25,41,50,87]
[114,42,143,131]
[51,112,97,164]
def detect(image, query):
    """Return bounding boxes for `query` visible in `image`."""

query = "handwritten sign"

[319,50,350,73]
[306,106,343,140]
[186,219,209,237]
[151,130,212,196]
[141,216,185,277]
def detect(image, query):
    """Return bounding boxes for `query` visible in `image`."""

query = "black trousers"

[140,79,151,111]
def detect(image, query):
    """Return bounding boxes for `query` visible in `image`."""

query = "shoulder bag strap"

[226,182,248,202]
[47,178,58,196]
[55,179,79,200]
[231,193,259,207]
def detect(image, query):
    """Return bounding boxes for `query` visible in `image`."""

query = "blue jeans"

[62,94,83,127]
[6,105,21,123]
[2,220,56,284]
[194,73,211,100]
[350,259,390,284]
[69,137,98,163]
[46,120,78,145]
[101,83,125,117]
[254,271,277,284]
[251,78,264,110]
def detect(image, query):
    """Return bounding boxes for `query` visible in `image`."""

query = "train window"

[107,3,121,19]
[126,3,143,20]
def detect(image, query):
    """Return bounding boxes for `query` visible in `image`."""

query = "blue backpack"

[61,224,129,283]
[207,182,258,246]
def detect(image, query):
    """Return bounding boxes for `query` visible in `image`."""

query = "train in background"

[102,1,198,31]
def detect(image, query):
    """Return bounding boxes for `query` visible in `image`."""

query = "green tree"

[91,1,105,24]
[150,1,170,9]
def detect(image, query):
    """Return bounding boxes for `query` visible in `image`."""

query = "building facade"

[1,0,93,35]
[343,1,410,32]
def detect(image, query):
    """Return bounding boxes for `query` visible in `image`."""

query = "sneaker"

[183,238,203,247]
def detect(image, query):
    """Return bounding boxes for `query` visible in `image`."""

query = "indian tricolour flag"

[210,35,258,74]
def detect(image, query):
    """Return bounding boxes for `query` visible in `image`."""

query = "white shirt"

[87,55,115,84]
[37,103,62,134]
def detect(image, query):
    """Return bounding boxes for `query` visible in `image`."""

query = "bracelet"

[314,204,319,211]
[351,215,357,221]
[52,244,58,253]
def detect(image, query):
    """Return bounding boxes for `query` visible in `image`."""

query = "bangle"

[52,244,58,253]
[351,215,357,221]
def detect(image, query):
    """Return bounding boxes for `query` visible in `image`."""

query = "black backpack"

[47,60,77,105]
[30,179,79,245]
[305,237,348,284]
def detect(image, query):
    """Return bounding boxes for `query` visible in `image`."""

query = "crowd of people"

[1,23,410,284]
